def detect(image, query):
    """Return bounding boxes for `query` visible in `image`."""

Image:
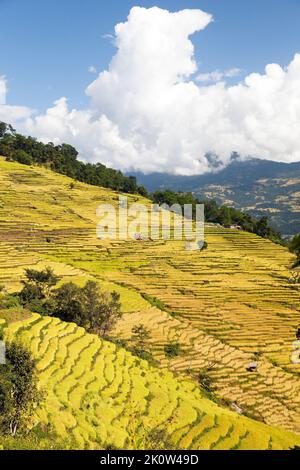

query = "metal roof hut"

[247,362,258,372]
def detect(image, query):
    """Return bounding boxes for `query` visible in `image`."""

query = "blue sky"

[1,0,300,174]
[1,0,300,112]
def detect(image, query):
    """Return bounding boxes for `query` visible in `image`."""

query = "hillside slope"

[2,314,300,450]
[1,158,300,446]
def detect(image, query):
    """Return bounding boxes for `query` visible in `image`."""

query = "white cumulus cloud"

[0,74,34,123]
[1,6,300,175]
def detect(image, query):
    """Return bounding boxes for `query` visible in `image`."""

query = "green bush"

[18,268,122,337]
[290,233,300,268]
[0,292,20,310]
[52,281,121,337]
[14,150,33,166]
[164,342,181,358]
[142,293,170,312]
[0,342,43,436]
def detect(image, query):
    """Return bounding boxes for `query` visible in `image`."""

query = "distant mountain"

[132,159,300,236]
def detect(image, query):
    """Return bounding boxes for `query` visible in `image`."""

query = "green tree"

[52,281,121,337]
[0,342,42,436]
[164,342,181,358]
[198,363,216,393]
[151,189,283,244]
[131,324,151,351]
[0,121,15,139]
[129,324,158,366]
[19,267,60,305]
[0,287,19,310]
[122,176,138,194]
[290,233,300,267]
[0,121,147,197]
[218,206,232,227]
[13,149,33,166]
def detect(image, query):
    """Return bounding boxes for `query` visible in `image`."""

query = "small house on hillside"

[247,362,258,373]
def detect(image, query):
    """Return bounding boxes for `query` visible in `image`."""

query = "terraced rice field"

[2,314,300,450]
[1,158,300,444]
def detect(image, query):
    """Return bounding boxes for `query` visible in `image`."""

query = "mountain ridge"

[132,159,300,235]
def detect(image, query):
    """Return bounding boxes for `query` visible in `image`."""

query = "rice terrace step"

[0,1,300,458]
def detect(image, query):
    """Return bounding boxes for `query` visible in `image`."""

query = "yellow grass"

[2,315,300,450]
[1,159,300,448]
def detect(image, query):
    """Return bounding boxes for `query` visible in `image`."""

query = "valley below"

[134,159,300,236]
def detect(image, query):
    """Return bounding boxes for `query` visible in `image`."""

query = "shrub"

[141,293,170,313]
[0,289,20,310]
[126,411,175,450]
[164,342,181,358]
[14,150,33,166]
[17,269,122,337]
[51,281,121,337]
[19,267,60,307]
[140,428,175,450]
[132,350,159,367]
[0,342,43,436]
[131,324,151,349]
[130,324,159,367]
[198,370,215,393]
[201,241,208,251]
[289,271,300,284]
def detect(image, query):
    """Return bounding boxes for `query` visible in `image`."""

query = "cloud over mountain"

[1,6,300,175]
